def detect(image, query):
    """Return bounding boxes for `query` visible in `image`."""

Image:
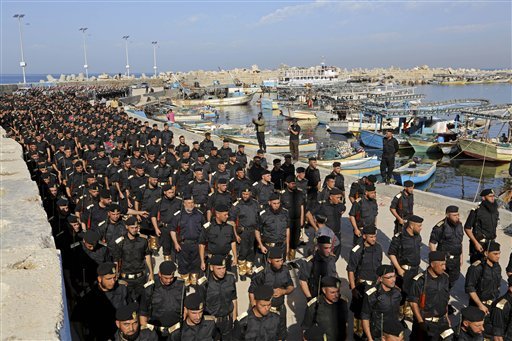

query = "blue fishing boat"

[360,130,410,149]
[393,161,437,185]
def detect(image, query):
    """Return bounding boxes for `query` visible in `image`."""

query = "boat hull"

[223,136,317,154]
[282,109,318,120]
[393,162,437,185]
[459,139,512,162]
[339,158,381,176]
[172,93,255,106]
[360,130,411,149]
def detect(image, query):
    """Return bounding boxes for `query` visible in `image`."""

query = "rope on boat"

[472,142,488,203]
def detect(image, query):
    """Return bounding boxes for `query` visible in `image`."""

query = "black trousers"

[159,226,173,257]
[289,218,302,250]
[256,132,266,151]
[176,241,201,275]
[445,255,461,288]
[411,316,450,341]
[289,139,299,161]
[380,156,395,181]
[238,228,255,262]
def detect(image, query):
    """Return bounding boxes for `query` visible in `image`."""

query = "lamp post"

[79,27,89,80]
[13,14,27,84]
[122,35,130,77]
[151,41,158,78]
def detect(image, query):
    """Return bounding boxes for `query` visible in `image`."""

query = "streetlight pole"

[122,35,130,77]
[13,14,27,84]
[79,27,89,80]
[151,41,158,78]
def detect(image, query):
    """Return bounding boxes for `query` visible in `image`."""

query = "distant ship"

[279,62,348,86]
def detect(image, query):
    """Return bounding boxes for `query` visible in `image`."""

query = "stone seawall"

[0,127,69,340]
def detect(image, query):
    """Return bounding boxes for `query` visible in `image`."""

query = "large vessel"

[279,63,345,86]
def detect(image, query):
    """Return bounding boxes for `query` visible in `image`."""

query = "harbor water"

[212,84,512,203]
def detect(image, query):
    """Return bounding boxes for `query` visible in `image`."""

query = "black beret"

[184,293,204,310]
[283,154,292,159]
[193,166,203,172]
[363,224,377,235]
[183,195,193,201]
[461,306,485,322]
[162,184,173,191]
[272,159,281,165]
[125,215,138,226]
[238,144,245,148]
[97,262,117,276]
[236,166,244,172]
[67,215,79,223]
[268,193,280,201]
[229,152,236,157]
[325,174,335,181]
[383,319,404,337]
[409,215,424,223]
[446,205,459,213]
[214,204,229,212]
[262,170,271,175]
[403,180,414,187]
[285,175,296,183]
[321,276,341,288]
[192,141,199,145]
[296,167,306,173]
[332,162,341,167]
[365,184,376,192]
[56,197,69,206]
[197,151,205,157]
[257,149,265,154]
[159,261,177,275]
[429,251,446,262]
[267,247,283,259]
[116,303,139,321]
[217,178,228,185]
[316,235,332,244]
[209,255,227,266]
[367,175,377,183]
[100,189,111,199]
[308,157,317,161]
[376,264,395,276]
[480,188,494,196]
[241,186,251,193]
[84,230,100,245]
[180,158,190,164]
[329,188,343,195]
[109,204,121,212]
[315,214,327,224]
[485,241,500,252]
[135,163,145,169]
[253,285,273,301]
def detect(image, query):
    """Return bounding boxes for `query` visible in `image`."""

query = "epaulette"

[435,220,444,228]
[142,323,154,331]
[297,187,303,192]
[253,266,264,274]
[280,190,285,194]
[237,311,248,321]
[197,276,207,285]
[139,234,148,239]
[229,177,234,182]
[270,307,279,314]
[394,232,401,238]
[496,298,508,310]
[208,192,214,196]
[355,198,361,202]
[106,164,112,168]
[252,181,258,186]
[138,184,146,189]
[365,287,377,296]
[413,273,423,281]
[203,222,211,228]
[307,297,318,307]
[174,210,181,216]
[233,200,239,206]
[168,322,180,333]
[440,328,454,339]
[115,236,124,244]
[86,204,94,210]
[211,171,217,176]
[352,245,361,252]
[98,220,106,227]
[144,280,154,288]
[155,198,161,203]
[395,193,402,199]
[203,315,215,321]
[259,210,266,216]
[281,207,288,212]
[188,180,194,185]
[70,242,80,249]
[305,255,314,262]
[117,168,123,173]
[173,170,178,174]
[98,241,107,247]
[472,260,481,267]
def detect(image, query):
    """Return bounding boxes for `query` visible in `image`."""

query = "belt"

[120,272,144,279]
[265,242,284,247]
[97,174,104,178]
[482,300,493,306]
[357,279,374,286]
[159,182,168,186]
[214,315,231,322]
[181,239,199,244]
[194,204,203,208]
[401,265,416,271]
[424,316,443,323]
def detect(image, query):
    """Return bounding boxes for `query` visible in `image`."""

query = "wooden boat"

[453,160,511,179]
[339,157,381,176]
[327,121,378,135]
[221,135,317,154]
[458,138,512,162]
[360,130,411,149]
[300,150,368,167]
[393,161,437,185]
[172,92,255,107]
[407,135,458,154]
[282,108,318,120]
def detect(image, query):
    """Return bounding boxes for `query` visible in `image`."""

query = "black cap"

[480,188,494,196]
[308,157,317,161]
[214,204,229,212]
[116,303,139,321]
[241,186,251,193]
[267,247,283,259]
[376,264,395,276]
[162,184,173,191]
[365,184,376,192]
[446,205,459,213]
[329,187,343,195]
[100,189,111,199]
[409,215,424,223]
[315,214,327,224]
[192,141,199,145]
[296,167,305,173]
[285,175,296,183]
[184,293,204,310]
[316,235,332,244]
[159,261,177,275]
[485,241,500,252]
[332,162,341,167]
[273,159,281,165]
[321,276,341,288]
[57,197,69,206]
[125,216,138,226]
[109,204,121,212]
[209,255,227,266]
[229,152,236,157]
[429,251,446,262]
[367,175,377,183]
[268,193,280,201]
[262,170,271,176]
[404,180,414,187]
[180,158,190,164]
[84,230,100,245]
[135,163,145,169]
[253,285,274,301]
[217,178,228,185]
[461,306,485,322]
[363,224,377,235]
[193,166,203,172]
[97,262,117,276]
[67,215,79,223]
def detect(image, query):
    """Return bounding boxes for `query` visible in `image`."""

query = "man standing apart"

[380,130,399,185]
[288,118,301,161]
[252,112,266,152]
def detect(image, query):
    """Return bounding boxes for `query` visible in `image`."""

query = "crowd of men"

[1,86,511,341]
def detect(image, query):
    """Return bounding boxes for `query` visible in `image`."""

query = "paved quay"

[129,112,512,340]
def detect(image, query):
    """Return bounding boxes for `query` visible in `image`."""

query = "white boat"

[222,135,317,154]
[172,92,255,107]
[279,63,348,86]
[282,108,318,120]
[326,121,379,135]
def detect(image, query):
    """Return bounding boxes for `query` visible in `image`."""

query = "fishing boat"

[260,98,280,111]
[326,121,378,135]
[453,160,511,179]
[339,157,381,176]
[458,138,512,162]
[221,135,317,154]
[359,130,411,149]
[282,108,318,120]
[393,161,437,185]
[407,135,458,154]
[172,92,255,107]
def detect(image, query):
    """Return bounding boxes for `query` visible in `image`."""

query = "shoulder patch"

[86,204,94,210]
[233,200,239,206]
[203,222,211,229]
[436,220,444,227]
[144,280,154,288]
[440,328,454,339]
[188,180,194,185]
[472,260,481,267]
[307,297,318,307]
[229,177,234,182]
[394,232,401,238]
[174,210,181,216]
[237,311,248,321]
[395,193,402,199]
[128,175,134,179]
[259,210,266,216]
[98,220,106,226]
[168,322,180,333]
[352,245,361,252]
[355,198,361,202]
[252,181,258,186]
[115,236,124,244]
[173,170,178,174]
[197,276,207,285]
[70,242,80,249]
[365,287,377,296]
[413,273,423,281]
[155,198,161,203]
[496,298,508,310]
[211,171,217,176]
[142,323,154,331]
[305,255,314,262]
[208,192,214,196]
[203,315,215,321]
[254,266,264,274]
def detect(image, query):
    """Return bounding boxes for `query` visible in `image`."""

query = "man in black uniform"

[280,175,304,260]
[348,175,377,204]
[298,236,338,300]
[388,214,423,321]
[324,162,345,196]
[71,262,128,340]
[229,167,252,201]
[349,183,378,246]
[97,204,127,250]
[361,264,402,341]
[211,160,230,187]
[281,154,295,180]
[248,156,265,183]
[347,225,382,339]
[465,241,502,337]
[490,276,512,341]
[390,180,414,234]
[465,188,500,263]
[429,205,464,290]
[233,285,283,341]
[235,144,248,169]
[181,293,219,339]
[170,196,205,284]
[255,193,290,262]
[302,276,348,341]
[208,147,223,172]
[113,216,153,300]
[206,178,233,222]
[196,255,238,340]
[249,247,294,339]
[380,130,399,184]
[229,187,259,280]
[172,159,193,197]
[288,118,301,161]
[140,261,185,327]
[457,306,485,341]
[271,158,286,191]
[200,132,214,155]
[188,167,211,212]
[114,303,158,341]
[408,251,453,341]
[305,157,321,209]
[251,170,274,208]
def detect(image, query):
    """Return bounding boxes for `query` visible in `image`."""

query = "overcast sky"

[1,1,511,75]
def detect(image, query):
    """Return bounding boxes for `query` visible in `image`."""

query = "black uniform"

[302,295,348,341]
[257,207,289,259]
[200,139,215,155]
[490,291,512,340]
[200,219,235,264]
[206,191,233,216]
[390,190,414,234]
[114,328,158,341]
[172,168,193,197]
[229,176,252,201]
[305,166,321,208]
[380,136,399,182]
[280,187,304,250]
[233,309,283,341]
[170,208,205,275]
[361,284,402,339]
[229,198,259,268]
[430,218,464,287]
[251,181,275,207]
[349,196,378,245]
[69,242,108,296]
[180,316,218,340]
[140,275,185,324]
[312,200,345,258]
[388,228,422,299]
[464,200,499,263]
[298,252,338,299]
[97,218,126,249]
[151,195,183,257]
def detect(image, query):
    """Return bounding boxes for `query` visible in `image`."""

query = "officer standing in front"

[255,193,290,262]
[390,180,414,234]
[380,129,399,185]
[490,276,512,341]
[464,188,499,263]
[180,293,219,339]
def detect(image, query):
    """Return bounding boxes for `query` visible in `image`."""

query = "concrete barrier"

[0,128,69,340]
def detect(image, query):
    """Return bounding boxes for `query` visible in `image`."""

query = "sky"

[1,1,511,75]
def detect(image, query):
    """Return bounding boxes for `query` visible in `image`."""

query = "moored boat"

[393,161,437,185]
[458,138,512,162]
[360,130,411,149]
[172,92,256,107]
[282,108,318,120]
[339,157,381,176]
[222,135,317,154]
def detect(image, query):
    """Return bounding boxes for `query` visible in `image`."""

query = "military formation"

[1,86,511,341]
